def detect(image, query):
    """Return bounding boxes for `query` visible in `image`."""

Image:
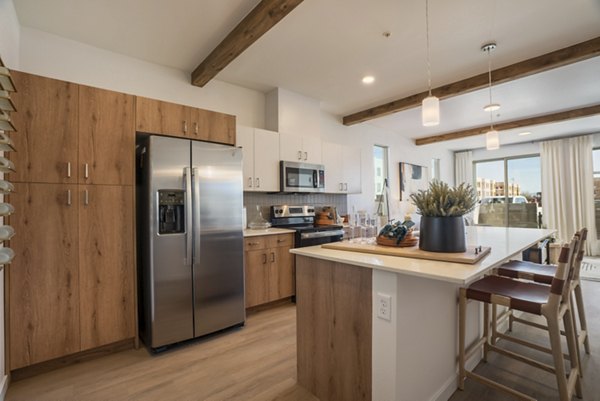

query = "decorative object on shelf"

[399,162,429,201]
[410,181,478,252]
[0,110,16,132]
[421,0,439,126]
[0,248,14,265]
[376,216,417,247]
[0,225,15,241]
[0,180,14,194]
[0,203,15,216]
[0,131,15,152]
[0,156,16,173]
[482,42,500,150]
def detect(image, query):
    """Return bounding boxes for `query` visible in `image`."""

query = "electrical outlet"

[376,293,392,321]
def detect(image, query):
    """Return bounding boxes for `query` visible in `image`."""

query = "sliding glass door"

[474,155,541,228]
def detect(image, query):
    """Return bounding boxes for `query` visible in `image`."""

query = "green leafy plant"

[409,181,478,217]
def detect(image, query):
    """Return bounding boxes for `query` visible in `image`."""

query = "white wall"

[0,0,19,397]
[19,27,265,128]
[321,112,454,220]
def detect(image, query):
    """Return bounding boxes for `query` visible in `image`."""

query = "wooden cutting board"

[321,241,491,264]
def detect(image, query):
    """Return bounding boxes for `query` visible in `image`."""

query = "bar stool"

[496,229,590,368]
[458,237,582,401]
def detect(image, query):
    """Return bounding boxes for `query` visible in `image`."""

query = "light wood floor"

[6,303,317,401]
[7,281,600,401]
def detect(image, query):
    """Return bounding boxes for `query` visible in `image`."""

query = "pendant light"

[482,42,499,150]
[422,0,439,127]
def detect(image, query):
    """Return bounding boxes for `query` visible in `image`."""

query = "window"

[474,155,541,228]
[431,158,440,181]
[373,145,389,199]
[592,149,600,237]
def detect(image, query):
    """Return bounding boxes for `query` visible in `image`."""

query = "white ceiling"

[13,0,600,150]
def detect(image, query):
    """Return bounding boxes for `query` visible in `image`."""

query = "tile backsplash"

[244,192,347,226]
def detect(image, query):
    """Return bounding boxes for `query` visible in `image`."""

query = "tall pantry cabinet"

[7,71,135,370]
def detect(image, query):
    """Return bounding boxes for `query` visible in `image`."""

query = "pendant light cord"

[487,48,494,129]
[426,0,432,96]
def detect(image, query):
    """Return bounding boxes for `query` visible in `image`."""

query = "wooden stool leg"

[563,307,582,398]
[508,309,514,332]
[574,283,590,354]
[569,293,584,377]
[483,303,490,362]
[459,288,467,390]
[547,314,570,401]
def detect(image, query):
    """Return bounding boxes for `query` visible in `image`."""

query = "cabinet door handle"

[84,189,89,205]
[255,177,260,188]
[277,239,286,243]
[248,177,253,188]
[339,183,343,191]
[303,151,308,161]
[194,122,198,135]
[247,241,259,246]
[297,151,302,160]
[84,163,89,179]
[67,162,71,178]
[344,183,348,191]
[262,253,267,264]
[270,252,275,263]
[183,120,188,134]
[67,190,72,206]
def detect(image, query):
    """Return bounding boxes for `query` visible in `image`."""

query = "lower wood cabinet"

[8,183,80,369]
[8,183,134,369]
[244,233,295,308]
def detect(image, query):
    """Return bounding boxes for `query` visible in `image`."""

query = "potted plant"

[409,181,478,253]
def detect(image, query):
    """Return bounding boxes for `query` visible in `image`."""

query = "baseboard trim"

[10,338,135,382]
[430,349,481,401]
[246,297,294,314]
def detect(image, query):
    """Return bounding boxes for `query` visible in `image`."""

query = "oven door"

[280,161,325,193]
[297,229,344,247]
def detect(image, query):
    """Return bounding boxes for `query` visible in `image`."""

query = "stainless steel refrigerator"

[136,135,245,350]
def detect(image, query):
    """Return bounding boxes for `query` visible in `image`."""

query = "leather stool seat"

[497,260,555,285]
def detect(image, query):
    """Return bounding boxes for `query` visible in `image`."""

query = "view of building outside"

[474,156,541,228]
[373,145,388,200]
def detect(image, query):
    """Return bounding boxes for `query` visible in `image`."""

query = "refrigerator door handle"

[192,166,201,261]
[184,167,193,266]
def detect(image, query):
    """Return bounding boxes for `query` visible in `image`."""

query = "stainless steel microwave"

[280,161,325,193]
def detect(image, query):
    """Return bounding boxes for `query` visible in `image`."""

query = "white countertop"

[290,226,555,285]
[243,228,296,237]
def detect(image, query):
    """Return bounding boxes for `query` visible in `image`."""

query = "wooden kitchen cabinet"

[8,183,80,370]
[79,86,135,185]
[79,185,135,350]
[135,96,190,138]
[136,96,236,145]
[236,126,280,191]
[244,233,295,308]
[8,71,79,184]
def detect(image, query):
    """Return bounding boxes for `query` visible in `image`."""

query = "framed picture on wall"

[399,162,429,200]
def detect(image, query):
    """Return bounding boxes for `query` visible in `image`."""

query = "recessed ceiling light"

[483,103,501,112]
[362,76,375,84]
[518,131,532,136]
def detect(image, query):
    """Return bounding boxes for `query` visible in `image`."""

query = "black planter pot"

[419,216,466,253]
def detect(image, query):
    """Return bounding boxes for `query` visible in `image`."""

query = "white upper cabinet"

[236,126,280,192]
[279,133,322,164]
[321,142,362,194]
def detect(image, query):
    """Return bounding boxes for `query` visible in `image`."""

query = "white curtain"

[541,135,598,255]
[455,151,473,186]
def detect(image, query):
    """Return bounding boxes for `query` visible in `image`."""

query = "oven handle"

[300,230,345,239]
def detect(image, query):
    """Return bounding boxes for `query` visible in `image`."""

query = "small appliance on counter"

[270,205,344,247]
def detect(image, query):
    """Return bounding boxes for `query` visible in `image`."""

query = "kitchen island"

[291,226,555,401]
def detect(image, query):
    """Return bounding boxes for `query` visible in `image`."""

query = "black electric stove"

[270,205,344,247]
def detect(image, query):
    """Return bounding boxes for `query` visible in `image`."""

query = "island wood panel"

[8,71,78,183]
[7,183,80,369]
[135,96,190,138]
[79,185,135,350]
[296,256,372,401]
[78,86,135,185]
[245,248,270,308]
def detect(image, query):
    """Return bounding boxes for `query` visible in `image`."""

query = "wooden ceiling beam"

[192,0,303,87]
[414,104,600,146]
[343,36,600,126]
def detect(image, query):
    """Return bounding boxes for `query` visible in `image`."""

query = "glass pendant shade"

[486,130,499,150]
[422,95,440,126]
